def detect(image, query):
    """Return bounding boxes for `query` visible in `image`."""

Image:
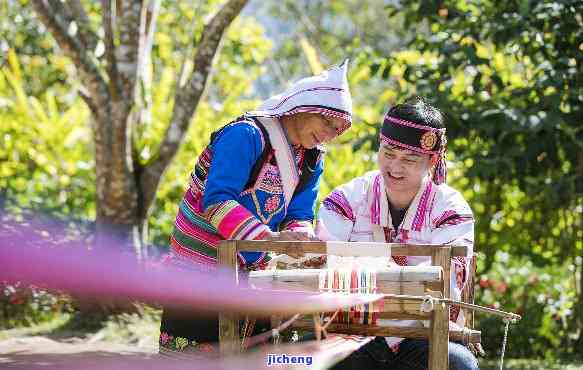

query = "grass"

[0,312,71,341]
[93,306,160,348]
[480,358,583,369]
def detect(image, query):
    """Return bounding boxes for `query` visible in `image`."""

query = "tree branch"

[78,88,99,116]
[67,0,99,53]
[143,0,160,43]
[31,0,109,116]
[115,0,143,104]
[48,0,98,53]
[136,0,160,103]
[102,0,121,99]
[131,0,160,128]
[140,0,249,212]
[105,0,144,191]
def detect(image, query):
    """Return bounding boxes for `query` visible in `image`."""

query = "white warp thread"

[325,241,391,257]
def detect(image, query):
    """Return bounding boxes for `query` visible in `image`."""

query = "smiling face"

[377,144,433,194]
[282,113,347,149]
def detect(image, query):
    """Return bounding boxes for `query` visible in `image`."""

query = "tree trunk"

[0,188,6,214]
[93,108,141,257]
[31,0,250,262]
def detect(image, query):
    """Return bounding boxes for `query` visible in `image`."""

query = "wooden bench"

[218,240,479,370]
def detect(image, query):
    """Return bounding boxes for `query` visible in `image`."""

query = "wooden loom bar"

[429,247,451,370]
[430,302,450,370]
[378,311,431,320]
[249,280,441,297]
[234,240,469,257]
[291,319,481,343]
[249,266,443,282]
[218,240,240,355]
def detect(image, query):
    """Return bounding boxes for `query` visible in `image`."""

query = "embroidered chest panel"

[255,163,284,195]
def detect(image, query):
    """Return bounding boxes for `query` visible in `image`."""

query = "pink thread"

[384,115,446,133]
[370,174,382,225]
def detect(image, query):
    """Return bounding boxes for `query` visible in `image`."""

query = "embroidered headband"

[380,114,448,184]
[380,115,445,154]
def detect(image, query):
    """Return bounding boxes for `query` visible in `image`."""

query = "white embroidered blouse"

[316,170,475,348]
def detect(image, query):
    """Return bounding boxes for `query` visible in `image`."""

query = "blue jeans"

[331,337,479,370]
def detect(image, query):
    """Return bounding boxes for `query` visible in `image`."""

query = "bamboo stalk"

[440,299,521,322]
[381,294,521,321]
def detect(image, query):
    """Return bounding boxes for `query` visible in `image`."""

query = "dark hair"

[386,96,444,129]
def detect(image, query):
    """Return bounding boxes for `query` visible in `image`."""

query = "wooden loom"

[218,240,480,370]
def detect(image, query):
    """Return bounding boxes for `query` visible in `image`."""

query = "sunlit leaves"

[0,51,94,220]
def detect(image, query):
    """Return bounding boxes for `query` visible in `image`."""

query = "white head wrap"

[247,60,352,135]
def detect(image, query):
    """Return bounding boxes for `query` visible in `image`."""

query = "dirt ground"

[0,336,157,369]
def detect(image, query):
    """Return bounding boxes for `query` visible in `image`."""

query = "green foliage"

[0,49,95,220]
[475,253,579,358]
[0,0,71,96]
[261,0,409,73]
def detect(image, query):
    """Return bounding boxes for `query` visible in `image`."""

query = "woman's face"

[377,144,432,193]
[284,113,346,149]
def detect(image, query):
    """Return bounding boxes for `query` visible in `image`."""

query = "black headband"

[380,115,445,154]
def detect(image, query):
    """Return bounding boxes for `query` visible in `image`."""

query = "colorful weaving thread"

[318,267,381,325]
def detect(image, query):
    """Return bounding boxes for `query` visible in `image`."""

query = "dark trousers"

[331,337,479,370]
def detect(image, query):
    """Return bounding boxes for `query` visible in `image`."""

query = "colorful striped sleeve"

[321,189,355,222]
[205,200,270,240]
[316,175,369,242]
